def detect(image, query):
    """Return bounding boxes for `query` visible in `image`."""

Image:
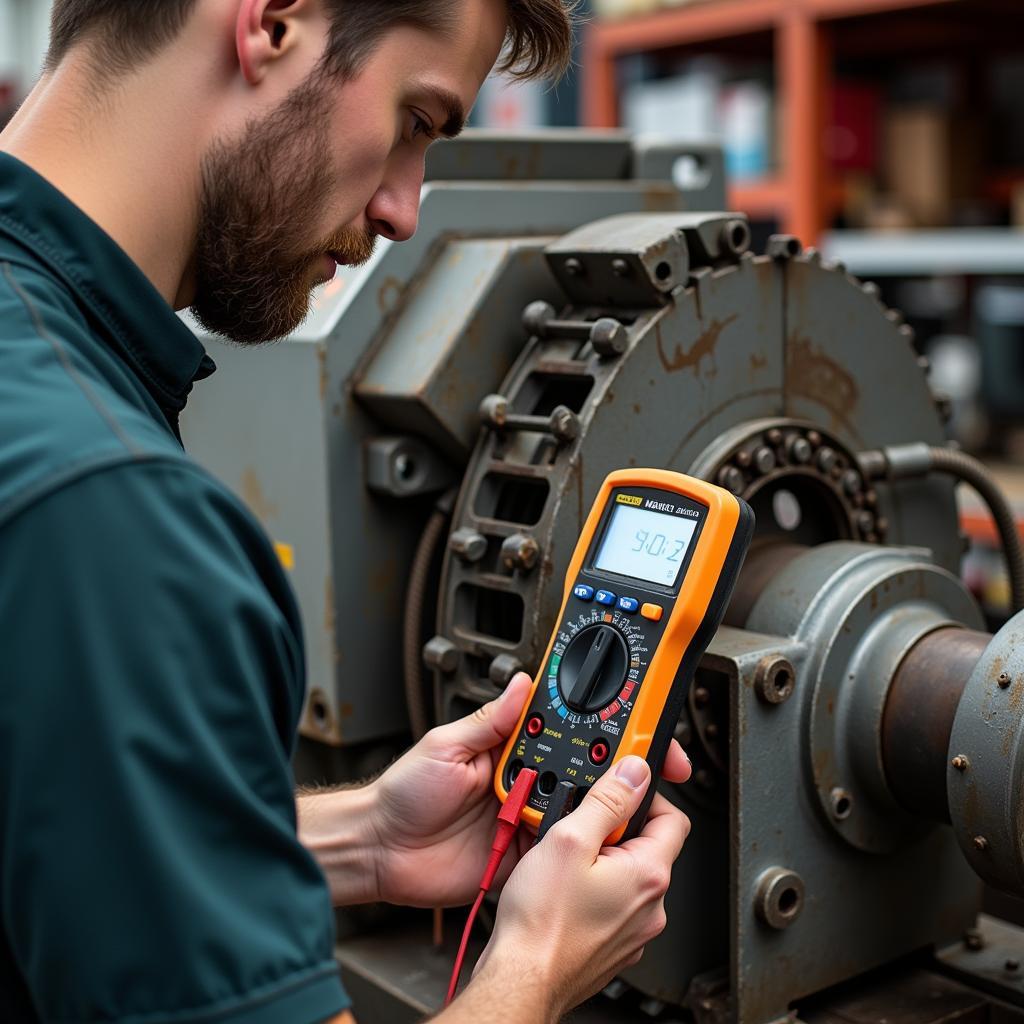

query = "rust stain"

[786,331,860,431]
[656,314,738,376]
[377,275,404,315]
[240,467,278,525]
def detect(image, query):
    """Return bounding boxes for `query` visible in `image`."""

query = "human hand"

[469,756,690,1019]
[366,674,691,908]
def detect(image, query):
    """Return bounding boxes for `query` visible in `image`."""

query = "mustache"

[317,224,377,267]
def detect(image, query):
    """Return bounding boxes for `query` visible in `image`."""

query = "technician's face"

[190,0,506,345]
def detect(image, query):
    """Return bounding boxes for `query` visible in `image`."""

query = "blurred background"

[4,0,1024,615]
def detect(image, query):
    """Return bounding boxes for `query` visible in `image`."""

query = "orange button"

[641,602,663,622]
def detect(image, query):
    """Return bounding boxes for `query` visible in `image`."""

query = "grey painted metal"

[182,132,712,746]
[732,543,983,1024]
[948,613,1024,896]
[936,914,1024,1009]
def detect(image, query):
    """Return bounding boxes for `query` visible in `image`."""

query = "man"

[0,2,692,1021]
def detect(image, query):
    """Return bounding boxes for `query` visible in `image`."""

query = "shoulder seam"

[1,260,142,457]
[0,450,199,535]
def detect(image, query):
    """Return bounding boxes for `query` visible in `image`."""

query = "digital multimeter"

[494,469,754,844]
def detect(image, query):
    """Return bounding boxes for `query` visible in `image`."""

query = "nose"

[365,161,423,242]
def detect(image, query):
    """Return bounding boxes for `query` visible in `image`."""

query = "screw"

[717,466,744,495]
[521,300,556,337]
[564,257,583,277]
[693,686,710,707]
[842,470,863,496]
[998,672,1012,689]
[449,528,488,564]
[973,835,989,852]
[951,755,970,772]
[590,318,628,358]
[611,258,630,277]
[964,929,984,951]
[788,436,812,464]
[500,533,540,573]
[754,447,777,475]
[1006,959,1021,973]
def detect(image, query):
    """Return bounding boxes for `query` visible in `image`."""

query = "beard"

[190,73,376,346]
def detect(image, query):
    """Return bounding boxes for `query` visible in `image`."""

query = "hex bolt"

[611,258,631,278]
[998,672,1012,689]
[590,318,628,358]
[754,655,796,705]
[500,533,540,573]
[816,447,838,474]
[754,868,806,930]
[489,653,525,687]
[717,465,745,495]
[841,469,863,496]
[754,447,777,475]
[830,788,854,821]
[693,686,710,708]
[1006,959,1021,973]
[951,755,970,772]
[449,528,487,564]
[964,929,984,951]
[563,257,583,277]
[787,436,813,464]
[973,835,989,852]
[422,636,460,674]
[479,394,579,444]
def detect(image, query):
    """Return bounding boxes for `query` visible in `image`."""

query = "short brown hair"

[46,0,575,81]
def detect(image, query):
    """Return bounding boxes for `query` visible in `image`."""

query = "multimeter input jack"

[508,759,525,785]
[538,771,559,796]
[589,739,610,766]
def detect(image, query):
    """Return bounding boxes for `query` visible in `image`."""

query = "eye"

[408,109,437,143]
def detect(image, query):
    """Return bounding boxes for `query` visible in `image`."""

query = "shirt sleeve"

[0,457,350,1024]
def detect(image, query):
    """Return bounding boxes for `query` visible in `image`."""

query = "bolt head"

[964,929,984,951]
[564,257,583,277]
[998,672,1012,689]
[611,258,630,277]
[830,787,853,821]
[693,686,710,707]
[973,835,989,852]
[951,755,969,772]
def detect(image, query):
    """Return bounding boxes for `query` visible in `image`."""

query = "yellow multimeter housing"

[494,469,755,844]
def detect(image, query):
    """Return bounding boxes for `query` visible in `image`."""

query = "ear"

[235,0,307,86]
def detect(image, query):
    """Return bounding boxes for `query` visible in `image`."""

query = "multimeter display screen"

[593,504,699,586]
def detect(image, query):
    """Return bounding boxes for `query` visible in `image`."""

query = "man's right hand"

[441,755,690,1022]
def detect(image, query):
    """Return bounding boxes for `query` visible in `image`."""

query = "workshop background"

[7,1,1024,1021]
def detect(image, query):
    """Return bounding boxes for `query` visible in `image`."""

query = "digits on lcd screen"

[593,505,698,587]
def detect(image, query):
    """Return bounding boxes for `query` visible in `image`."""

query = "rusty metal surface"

[936,914,1024,1010]
[884,629,991,823]
[948,616,1024,896]
[731,543,983,1024]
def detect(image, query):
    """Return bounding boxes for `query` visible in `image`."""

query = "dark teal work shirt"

[0,154,349,1022]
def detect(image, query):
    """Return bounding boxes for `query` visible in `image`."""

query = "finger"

[558,756,651,851]
[660,740,692,784]
[427,672,534,758]
[622,792,690,864]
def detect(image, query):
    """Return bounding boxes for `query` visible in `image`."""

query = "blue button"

[595,590,616,606]
[617,596,639,613]
[574,584,595,601]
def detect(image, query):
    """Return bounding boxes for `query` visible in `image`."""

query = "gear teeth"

[900,324,916,344]
[885,308,905,327]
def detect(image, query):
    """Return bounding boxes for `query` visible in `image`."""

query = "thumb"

[562,756,651,849]
[432,671,534,757]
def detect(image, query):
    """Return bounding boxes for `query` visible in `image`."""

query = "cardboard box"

[883,106,981,227]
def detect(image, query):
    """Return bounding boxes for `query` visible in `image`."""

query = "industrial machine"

[182,133,1024,1023]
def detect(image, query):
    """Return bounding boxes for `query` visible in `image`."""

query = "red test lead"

[444,766,538,1006]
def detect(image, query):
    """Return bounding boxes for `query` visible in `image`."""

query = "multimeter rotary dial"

[559,623,630,712]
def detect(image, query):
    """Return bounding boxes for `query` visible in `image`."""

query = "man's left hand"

[365,673,692,908]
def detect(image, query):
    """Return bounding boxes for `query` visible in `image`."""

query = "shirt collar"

[0,152,215,416]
